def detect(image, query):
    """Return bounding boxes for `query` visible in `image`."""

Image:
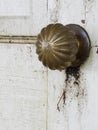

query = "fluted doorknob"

[36,23,91,70]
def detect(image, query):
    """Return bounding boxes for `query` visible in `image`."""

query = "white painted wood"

[48,0,85,25]
[85,0,98,45]
[47,66,89,130]
[0,0,48,35]
[47,0,98,130]
[80,47,98,130]
[0,44,47,130]
[0,0,98,130]
[47,70,67,130]
[0,0,30,16]
[58,0,86,25]
[47,0,89,130]
[0,1,48,130]
[47,48,98,130]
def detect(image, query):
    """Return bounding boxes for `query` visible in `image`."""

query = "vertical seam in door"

[46,68,48,130]
[46,1,49,130]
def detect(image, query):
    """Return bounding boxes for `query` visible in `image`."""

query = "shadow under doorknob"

[36,23,91,70]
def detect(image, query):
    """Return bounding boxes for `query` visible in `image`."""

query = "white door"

[0,0,98,130]
[0,1,48,130]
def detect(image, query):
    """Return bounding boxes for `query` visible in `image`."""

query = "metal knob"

[36,23,91,70]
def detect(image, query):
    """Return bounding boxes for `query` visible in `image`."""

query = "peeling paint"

[49,0,60,23]
[56,67,87,114]
[85,0,95,12]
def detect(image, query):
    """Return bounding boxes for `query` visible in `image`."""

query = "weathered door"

[0,1,48,130]
[0,0,98,130]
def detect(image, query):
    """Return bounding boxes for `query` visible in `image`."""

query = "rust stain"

[57,67,87,112]
[66,67,80,81]
[65,67,80,100]
[57,89,66,112]
[81,19,85,24]
[65,67,87,113]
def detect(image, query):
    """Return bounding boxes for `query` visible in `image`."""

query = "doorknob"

[36,23,91,70]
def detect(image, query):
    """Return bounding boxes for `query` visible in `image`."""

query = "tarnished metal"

[36,23,91,70]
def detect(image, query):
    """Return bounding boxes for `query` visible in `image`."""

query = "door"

[0,1,48,130]
[0,0,98,130]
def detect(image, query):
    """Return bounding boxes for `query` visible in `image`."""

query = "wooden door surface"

[0,0,98,130]
[0,0,48,130]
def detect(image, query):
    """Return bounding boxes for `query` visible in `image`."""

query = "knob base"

[66,24,91,67]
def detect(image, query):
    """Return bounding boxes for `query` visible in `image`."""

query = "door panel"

[0,44,47,130]
[0,0,48,35]
[0,0,30,16]
[47,0,98,130]
[47,0,86,130]
[85,0,98,46]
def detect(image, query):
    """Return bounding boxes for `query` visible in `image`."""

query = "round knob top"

[36,23,91,70]
[36,23,79,70]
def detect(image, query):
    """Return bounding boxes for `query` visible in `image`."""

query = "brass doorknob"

[36,23,91,70]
